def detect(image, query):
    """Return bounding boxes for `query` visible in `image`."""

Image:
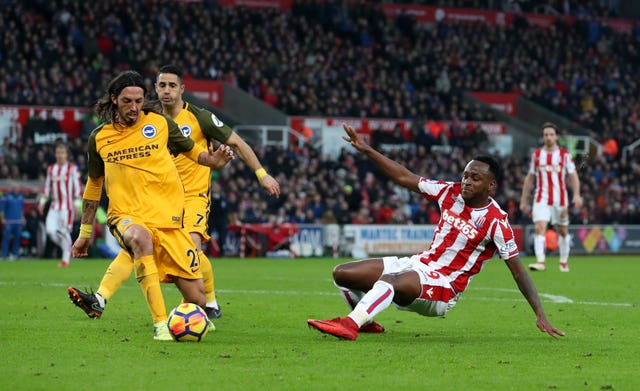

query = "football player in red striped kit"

[307,124,564,341]
[520,122,582,272]
[38,142,83,267]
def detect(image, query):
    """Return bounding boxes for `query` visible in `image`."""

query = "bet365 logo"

[442,209,478,239]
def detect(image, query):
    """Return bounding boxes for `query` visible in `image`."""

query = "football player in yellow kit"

[69,66,279,339]
[68,70,235,340]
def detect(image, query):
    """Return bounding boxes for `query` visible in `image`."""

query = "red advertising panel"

[470,92,518,116]
[184,79,223,107]
[380,3,511,26]
[290,116,505,139]
[0,105,87,140]
[218,0,292,10]
[378,4,634,34]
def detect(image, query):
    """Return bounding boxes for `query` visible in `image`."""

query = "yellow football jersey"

[172,103,232,200]
[87,110,196,228]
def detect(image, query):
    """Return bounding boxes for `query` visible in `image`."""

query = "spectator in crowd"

[1,182,25,260]
[209,181,230,257]
[23,206,41,257]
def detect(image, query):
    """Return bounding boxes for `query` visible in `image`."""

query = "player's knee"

[380,274,419,306]
[124,226,153,255]
[332,263,355,287]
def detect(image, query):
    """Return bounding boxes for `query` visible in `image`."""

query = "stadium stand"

[0,0,639,258]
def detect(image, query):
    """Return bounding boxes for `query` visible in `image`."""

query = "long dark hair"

[94,71,159,124]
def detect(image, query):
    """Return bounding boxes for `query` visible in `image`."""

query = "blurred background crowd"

[1,0,639,257]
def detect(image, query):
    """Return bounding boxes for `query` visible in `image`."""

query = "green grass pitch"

[0,255,637,390]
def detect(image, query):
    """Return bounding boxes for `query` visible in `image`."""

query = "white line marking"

[472,287,633,306]
[0,281,633,307]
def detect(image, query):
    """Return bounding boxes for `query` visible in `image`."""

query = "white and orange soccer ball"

[167,303,210,342]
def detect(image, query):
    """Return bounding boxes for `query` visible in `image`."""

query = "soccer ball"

[167,303,210,342]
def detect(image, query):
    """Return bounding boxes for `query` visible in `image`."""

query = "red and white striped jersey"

[416,178,519,293]
[42,162,82,211]
[527,147,576,206]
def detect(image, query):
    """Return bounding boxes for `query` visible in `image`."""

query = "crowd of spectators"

[396,0,623,17]
[1,0,639,246]
[6,122,638,230]
[2,1,639,146]
[216,141,640,227]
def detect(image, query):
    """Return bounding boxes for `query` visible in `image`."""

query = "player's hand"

[519,200,529,214]
[341,123,369,153]
[72,238,90,258]
[572,194,583,209]
[536,316,565,338]
[260,175,280,198]
[203,144,235,169]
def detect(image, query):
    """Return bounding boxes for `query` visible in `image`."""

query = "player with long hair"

[68,70,234,340]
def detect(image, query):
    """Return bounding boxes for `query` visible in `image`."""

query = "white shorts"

[532,202,569,226]
[45,209,73,236]
[382,255,460,317]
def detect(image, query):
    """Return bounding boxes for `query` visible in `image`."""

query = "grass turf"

[0,255,637,390]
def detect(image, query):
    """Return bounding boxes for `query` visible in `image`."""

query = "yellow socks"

[135,255,167,323]
[199,250,218,309]
[97,251,134,301]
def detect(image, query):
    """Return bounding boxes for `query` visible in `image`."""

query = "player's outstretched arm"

[341,123,421,193]
[225,132,280,197]
[504,257,566,338]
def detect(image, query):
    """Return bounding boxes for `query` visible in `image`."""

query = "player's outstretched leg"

[68,287,106,318]
[307,317,359,340]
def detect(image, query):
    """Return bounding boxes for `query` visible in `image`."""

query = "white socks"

[348,280,394,328]
[534,235,546,263]
[335,283,365,310]
[559,235,569,263]
[535,233,570,264]
[95,293,106,307]
[56,231,72,264]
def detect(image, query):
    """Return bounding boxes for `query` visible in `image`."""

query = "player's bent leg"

[199,251,222,318]
[199,251,214,302]
[174,277,206,308]
[380,271,421,306]
[333,258,384,293]
[334,283,385,333]
[122,224,168,321]
[97,250,134,301]
[308,280,393,340]
[174,277,216,332]
[134,254,168,324]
